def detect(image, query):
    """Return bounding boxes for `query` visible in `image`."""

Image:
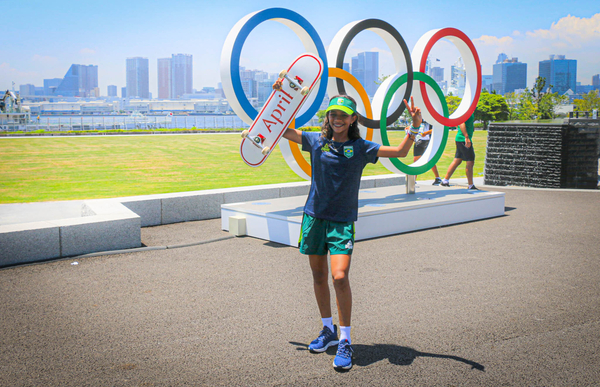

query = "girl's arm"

[282,128,303,144]
[377,97,422,158]
[377,134,415,158]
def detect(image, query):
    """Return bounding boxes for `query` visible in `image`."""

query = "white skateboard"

[240,53,323,167]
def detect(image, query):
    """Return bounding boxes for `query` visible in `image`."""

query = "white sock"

[442,179,449,184]
[339,326,351,344]
[321,317,334,332]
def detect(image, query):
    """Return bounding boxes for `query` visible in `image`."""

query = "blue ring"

[228,8,328,127]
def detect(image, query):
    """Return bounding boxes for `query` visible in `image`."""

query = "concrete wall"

[0,200,140,267]
[0,175,405,267]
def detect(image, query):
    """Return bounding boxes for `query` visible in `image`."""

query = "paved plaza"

[1,183,599,386]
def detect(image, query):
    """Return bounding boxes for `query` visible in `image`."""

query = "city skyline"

[2,0,599,96]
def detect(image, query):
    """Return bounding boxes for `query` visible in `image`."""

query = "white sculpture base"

[221,184,505,247]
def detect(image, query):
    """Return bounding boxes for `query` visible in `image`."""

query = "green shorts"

[298,213,355,256]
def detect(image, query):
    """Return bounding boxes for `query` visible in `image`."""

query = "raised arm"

[377,97,423,158]
[282,128,303,144]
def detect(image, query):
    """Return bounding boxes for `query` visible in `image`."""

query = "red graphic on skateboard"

[240,53,323,167]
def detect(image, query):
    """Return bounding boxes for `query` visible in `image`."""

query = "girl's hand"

[404,97,422,128]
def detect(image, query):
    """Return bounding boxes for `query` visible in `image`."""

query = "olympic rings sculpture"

[221,7,481,179]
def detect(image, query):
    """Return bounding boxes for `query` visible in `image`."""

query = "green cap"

[325,96,357,115]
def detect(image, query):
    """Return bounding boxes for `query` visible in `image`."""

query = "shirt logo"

[343,146,354,159]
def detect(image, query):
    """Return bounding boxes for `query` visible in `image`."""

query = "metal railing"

[0,115,321,132]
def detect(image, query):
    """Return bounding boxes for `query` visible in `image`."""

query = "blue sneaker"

[333,339,354,370]
[308,325,339,353]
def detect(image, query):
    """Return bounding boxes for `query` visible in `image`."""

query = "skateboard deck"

[240,53,323,167]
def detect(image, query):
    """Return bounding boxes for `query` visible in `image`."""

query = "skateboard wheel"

[241,130,249,138]
[261,147,270,156]
[300,87,310,96]
[278,70,287,79]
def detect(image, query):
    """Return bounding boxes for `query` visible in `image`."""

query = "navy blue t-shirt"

[302,131,380,222]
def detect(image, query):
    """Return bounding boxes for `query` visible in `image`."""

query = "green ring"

[380,72,449,175]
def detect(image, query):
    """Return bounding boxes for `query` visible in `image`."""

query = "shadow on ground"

[289,341,485,371]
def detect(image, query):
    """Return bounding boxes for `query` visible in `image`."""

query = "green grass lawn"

[0,130,487,204]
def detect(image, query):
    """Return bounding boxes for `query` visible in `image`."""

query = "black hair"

[321,94,361,141]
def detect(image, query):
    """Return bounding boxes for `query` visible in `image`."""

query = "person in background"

[410,120,442,185]
[441,114,477,189]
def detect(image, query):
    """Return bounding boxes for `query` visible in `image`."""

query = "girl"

[283,94,422,370]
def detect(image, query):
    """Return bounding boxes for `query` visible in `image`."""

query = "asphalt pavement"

[1,183,599,386]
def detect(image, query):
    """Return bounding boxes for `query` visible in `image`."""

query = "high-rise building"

[430,67,444,83]
[351,56,363,87]
[19,84,36,96]
[591,74,599,90]
[54,64,98,97]
[43,78,62,96]
[239,66,257,100]
[126,57,149,99]
[351,52,379,97]
[157,54,193,99]
[492,57,527,95]
[449,57,466,96]
[171,54,193,99]
[538,55,577,95]
[121,87,127,98]
[496,53,508,64]
[157,58,171,99]
[107,85,117,97]
[481,75,493,92]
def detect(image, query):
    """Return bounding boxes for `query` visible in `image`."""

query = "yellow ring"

[288,67,374,177]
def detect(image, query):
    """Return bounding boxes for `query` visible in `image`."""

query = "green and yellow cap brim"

[325,97,356,115]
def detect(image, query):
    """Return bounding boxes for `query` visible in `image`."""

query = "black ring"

[332,19,413,128]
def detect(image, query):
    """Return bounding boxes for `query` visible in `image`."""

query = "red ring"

[419,28,481,127]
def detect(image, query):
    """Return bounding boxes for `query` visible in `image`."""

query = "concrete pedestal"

[221,184,506,247]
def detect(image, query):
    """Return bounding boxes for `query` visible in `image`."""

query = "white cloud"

[526,13,600,46]
[472,13,600,86]
[475,35,514,47]
[80,48,97,55]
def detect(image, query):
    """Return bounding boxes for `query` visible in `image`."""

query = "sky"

[1,0,599,96]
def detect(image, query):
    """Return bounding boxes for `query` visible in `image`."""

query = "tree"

[375,74,391,86]
[531,76,566,119]
[445,95,462,115]
[538,92,568,119]
[532,76,548,107]
[316,109,327,123]
[516,88,537,120]
[474,91,509,129]
[573,90,600,113]
[504,92,519,120]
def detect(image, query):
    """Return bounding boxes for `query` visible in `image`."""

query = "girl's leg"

[330,254,352,327]
[309,254,331,319]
